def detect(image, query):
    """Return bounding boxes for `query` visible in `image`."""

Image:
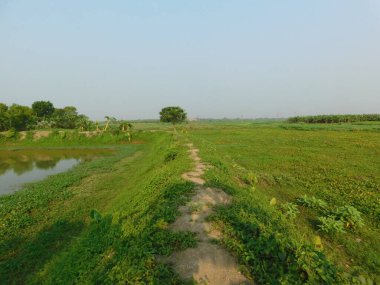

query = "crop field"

[0,121,379,284]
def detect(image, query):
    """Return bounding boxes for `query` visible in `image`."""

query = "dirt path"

[166,143,253,285]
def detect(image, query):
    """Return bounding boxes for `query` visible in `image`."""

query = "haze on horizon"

[1,1,379,120]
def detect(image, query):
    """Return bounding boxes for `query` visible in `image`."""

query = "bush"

[297,195,327,212]
[318,216,346,234]
[280,202,299,220]
[334,206,364,230]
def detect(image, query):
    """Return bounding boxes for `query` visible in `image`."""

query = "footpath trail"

[166,143,252,285]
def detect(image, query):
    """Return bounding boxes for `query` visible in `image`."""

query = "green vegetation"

[0,101,135,133]
[0,131,197,284]
[31,101,55,119]
[187,121,380,283]
[0,128,136,148]
[297,195,328,212]
[0,101,91,131]
[1,119,379,284]
[317,216,346,234]
[159,106,187,125]
[280,202,299,220]
[288,114,380,124]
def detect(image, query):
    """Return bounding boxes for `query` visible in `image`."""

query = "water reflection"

[0,149,111,195]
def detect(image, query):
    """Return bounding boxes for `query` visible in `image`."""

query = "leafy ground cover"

[0,131,196,284]
[187,121,380,284]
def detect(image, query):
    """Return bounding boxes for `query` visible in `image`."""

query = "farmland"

[0,120,379,284]
[188,121,380,283]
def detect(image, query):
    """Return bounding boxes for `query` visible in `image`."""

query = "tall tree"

[32,101,55,119]
[0,103,8,131]
[7,104,35,131]
[52,106,79,129]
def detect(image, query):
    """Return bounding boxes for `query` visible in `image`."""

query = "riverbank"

[0,131,196,284]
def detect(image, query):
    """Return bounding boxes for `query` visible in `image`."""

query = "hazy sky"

[1,1,380,120]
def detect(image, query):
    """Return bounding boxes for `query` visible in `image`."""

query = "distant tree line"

[287,114,380,124]
[0,101,92,131]
[0,101,134,141]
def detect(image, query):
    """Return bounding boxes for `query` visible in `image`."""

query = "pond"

[0,148,112,196]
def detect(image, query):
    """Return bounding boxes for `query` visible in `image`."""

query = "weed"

[318,216,346,234]
[280,202,300,220]
[334,205,364,230]
[297,195,328,212]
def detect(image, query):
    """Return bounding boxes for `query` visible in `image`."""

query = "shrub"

[317,216,346,234]
[280,202,300,220]
[334,206,364,230]
[297,195,327,212]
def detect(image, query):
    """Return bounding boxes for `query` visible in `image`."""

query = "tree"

[32,101,55,119]
[52,106,79,129]
[0,103,9,131]
[76,115,92,131]
[7,104,36,131]
[119,121,133,142]
[159,106,187,125]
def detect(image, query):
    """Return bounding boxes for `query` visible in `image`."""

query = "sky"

[1,1,380,120]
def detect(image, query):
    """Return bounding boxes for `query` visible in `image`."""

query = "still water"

[0,149,111,195]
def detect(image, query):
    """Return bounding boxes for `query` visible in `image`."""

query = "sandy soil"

[19,131,27,140]
[33,130,51,140]
[165,143,253,285]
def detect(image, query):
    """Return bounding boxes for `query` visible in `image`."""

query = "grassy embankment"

[0,130,197,284]
[187,121,380,284]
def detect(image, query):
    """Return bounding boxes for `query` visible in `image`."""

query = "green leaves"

[334,206,364,230]
[297,195,327,212]
[31,101,55,118]
[297,195,364,233]
[280,202,299,220]
[318,216,346,234]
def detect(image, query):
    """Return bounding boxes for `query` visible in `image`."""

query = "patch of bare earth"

[19,131,27,140]
[165,143,253,285]
[33,130,51,140]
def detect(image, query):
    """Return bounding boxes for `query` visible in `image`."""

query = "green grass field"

[0,121,379,284]
[187,121,380,283]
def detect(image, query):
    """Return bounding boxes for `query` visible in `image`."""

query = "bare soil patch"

[33,130,51,140]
